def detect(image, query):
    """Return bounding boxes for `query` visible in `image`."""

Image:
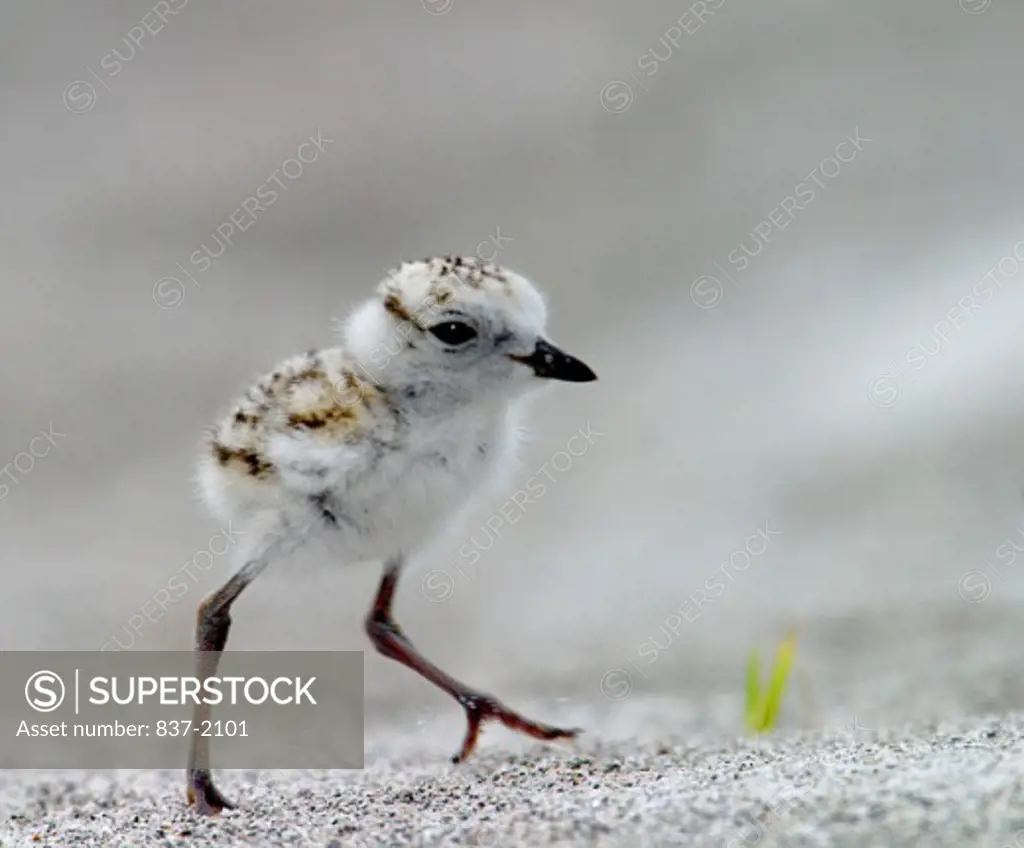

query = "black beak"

[510,338,597,383]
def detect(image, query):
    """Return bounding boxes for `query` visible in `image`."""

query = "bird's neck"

[383,375,514,423]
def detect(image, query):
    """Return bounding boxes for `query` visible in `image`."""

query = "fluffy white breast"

[326,402,524,561]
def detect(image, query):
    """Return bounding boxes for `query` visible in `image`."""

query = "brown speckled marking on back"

[211,443,276,480]
[287,369,379,436]
[207,351,378,479]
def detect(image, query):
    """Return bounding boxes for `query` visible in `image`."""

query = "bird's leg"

[185,562,258,814]
[365,558,581,763]
[185,512,316,814]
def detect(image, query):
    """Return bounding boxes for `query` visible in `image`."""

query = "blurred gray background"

[3,0,1024,754]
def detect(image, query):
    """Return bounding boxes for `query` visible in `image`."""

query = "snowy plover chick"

[186,255,597,813]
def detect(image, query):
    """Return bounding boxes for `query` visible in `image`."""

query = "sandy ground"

[2,703,1024,847]
[6,600,1024,846]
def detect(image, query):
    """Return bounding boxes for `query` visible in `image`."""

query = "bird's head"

[340,256,596,405]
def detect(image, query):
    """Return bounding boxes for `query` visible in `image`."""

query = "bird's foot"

[452,692,582,763]
[186,768,236,815]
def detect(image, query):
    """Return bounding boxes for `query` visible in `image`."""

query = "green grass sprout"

[744,629,797,732]
[745,648,761,727]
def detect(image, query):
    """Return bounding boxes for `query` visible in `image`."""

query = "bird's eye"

[429,321,477,346]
